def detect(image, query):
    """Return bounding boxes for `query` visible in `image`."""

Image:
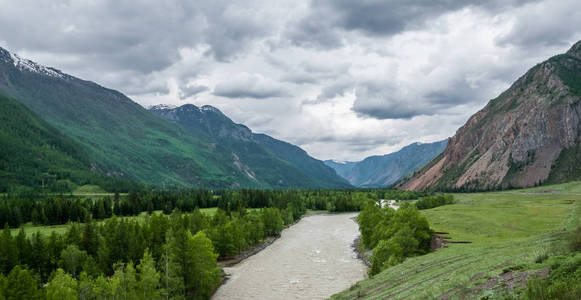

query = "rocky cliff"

[401,40,581,191]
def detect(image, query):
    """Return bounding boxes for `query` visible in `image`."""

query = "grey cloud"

[0,0,271,72]
[302,78,355,105]
[496,0,581,49]
[352,81,434,119]
[213,74,290,99]
[425,79,481,106]
[287,0,539,48]
[285,14,344,49]
[180,85,209,99]
[352,76,502,120]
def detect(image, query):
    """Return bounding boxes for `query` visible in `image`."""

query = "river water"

[212,213,367,300]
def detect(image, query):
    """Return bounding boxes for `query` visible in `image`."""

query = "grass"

[332,182,581,299]
[72,184,108,195]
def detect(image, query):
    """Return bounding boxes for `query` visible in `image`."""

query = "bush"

[569,226,581,252]
[415,194,455,210]
[359,202,432,275]
[522,253,581,299]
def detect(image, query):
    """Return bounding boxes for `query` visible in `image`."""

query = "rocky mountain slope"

[401,40,581,191]
[150,104,351,189]
[324,140,447,187]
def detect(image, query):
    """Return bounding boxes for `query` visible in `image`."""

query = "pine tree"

[14,228,31,267]
[114,192,121,216]
[47,232,65,271]
[30,232,49,281]
[64,223,82,246]
[0,224,18,274]
[80,217,98,257]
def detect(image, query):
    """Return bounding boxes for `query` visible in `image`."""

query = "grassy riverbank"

[333,182,581,299]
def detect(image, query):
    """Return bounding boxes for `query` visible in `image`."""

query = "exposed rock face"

[401,41,581,191]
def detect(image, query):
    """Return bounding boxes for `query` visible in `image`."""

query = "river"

[212,212,367,300]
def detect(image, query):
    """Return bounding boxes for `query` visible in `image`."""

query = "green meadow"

[333,182,581,299]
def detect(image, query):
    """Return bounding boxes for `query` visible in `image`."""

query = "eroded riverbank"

[212,212,366,300]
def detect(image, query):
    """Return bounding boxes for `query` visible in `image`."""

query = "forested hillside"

[150,104,351,189]
[0,93,132,193]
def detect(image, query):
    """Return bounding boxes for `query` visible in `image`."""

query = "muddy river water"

[212,212,367,300]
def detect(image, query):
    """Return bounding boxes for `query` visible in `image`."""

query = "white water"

[212,213,366,300]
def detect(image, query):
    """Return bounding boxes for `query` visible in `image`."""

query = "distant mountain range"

[0,47,349,191]
[324,140,447,188]
[401,40,581,191]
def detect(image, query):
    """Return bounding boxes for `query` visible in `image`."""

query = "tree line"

[415,194,455,210]
[0,189,426,229]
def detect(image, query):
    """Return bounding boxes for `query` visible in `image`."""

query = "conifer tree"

[0,225,18,274]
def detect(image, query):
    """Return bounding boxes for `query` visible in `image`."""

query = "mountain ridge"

[0,46,348,189]
[325,140,447,187]
[401,40,581,191]
[149,104,352,189]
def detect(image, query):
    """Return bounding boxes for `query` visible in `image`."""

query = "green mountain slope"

[0,92,106,192]
[0,47,258,189]
[149,104,351,188]
[325,140,447,187]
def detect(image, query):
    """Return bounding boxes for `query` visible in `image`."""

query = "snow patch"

[201,105,222,114]
[7,51,65,79]
[148,104,177,110]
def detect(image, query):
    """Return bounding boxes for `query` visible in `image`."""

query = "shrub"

[568,226,581,252]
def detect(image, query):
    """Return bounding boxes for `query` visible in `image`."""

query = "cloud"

[286,0,539,49]
[496,0,581,49]
[351,80,432,119]
[180,85,209,99]
[213,73,290,99]
[1,0,580,161]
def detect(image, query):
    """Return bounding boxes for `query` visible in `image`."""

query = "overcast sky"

[1,0,581,161]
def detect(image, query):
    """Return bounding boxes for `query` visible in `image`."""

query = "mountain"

[0,47,345,189]
[324,140,448,187]
[0,92,94,192]
[323,161,358,180]
[149,104,351,189]
[401,40,581,191]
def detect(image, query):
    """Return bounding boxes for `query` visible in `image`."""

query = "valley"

[0,4,580,299]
